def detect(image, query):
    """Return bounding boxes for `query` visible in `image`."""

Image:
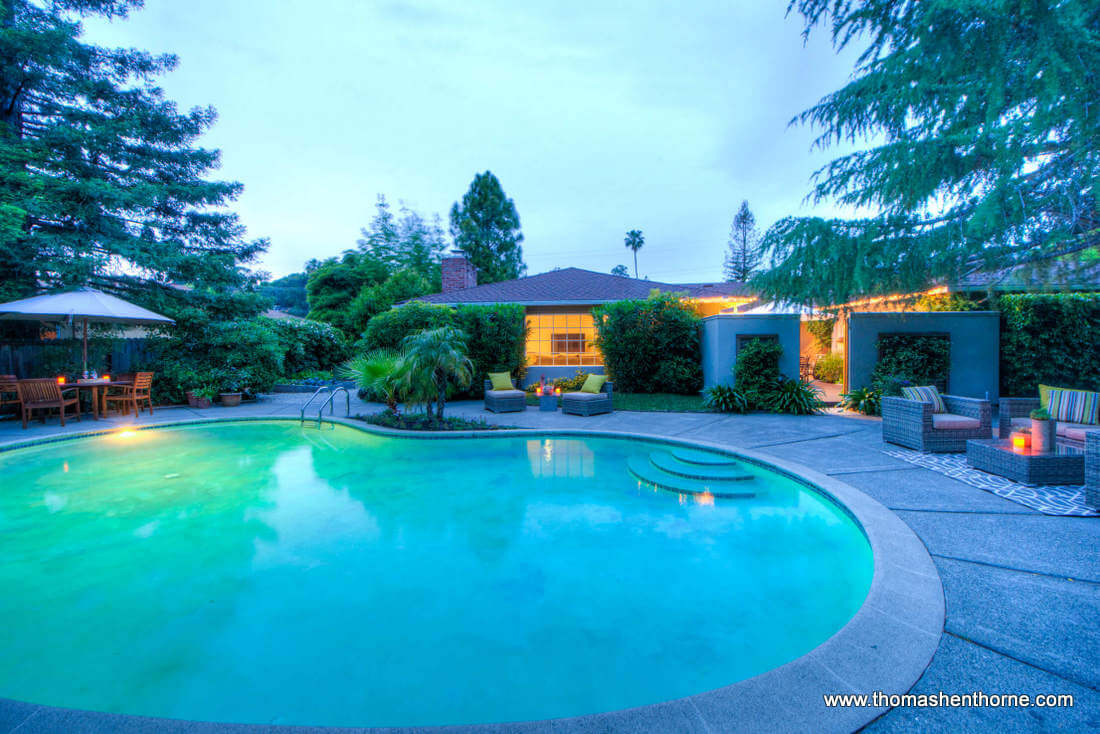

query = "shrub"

[266,317,350,376]
[525,369,590,394]
[362,301,455,350]
[593,293,702,394]
[840,385,881,416]
[703,384,749,413]
[870,334,949,392]
[913,292,981,311]
[362,302,526,399]
[999,293,1100,396]
[454,304,527,397]
[805,317,836,352]
[769,378,824,414]
[734,338,783,409]
[813,353,843,383]
[361,411,504,431]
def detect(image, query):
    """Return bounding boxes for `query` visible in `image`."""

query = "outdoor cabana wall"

[845,311,1000,401]
[701,314,801,389]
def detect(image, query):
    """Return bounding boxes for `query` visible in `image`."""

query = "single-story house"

[415,254,752,384]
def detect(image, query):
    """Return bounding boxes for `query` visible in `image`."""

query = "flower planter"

[219,392,243,407]
[1031,418,1056,454]
[190,397,212,409]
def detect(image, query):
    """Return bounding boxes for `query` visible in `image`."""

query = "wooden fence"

[0,339,149,378]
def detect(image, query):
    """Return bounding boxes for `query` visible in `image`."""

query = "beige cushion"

[1057,422,1093,442]
[931,413,981,430]
[562,391,609,401]
[487,389,524,398]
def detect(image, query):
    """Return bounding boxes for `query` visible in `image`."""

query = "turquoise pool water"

[0,421,872,727]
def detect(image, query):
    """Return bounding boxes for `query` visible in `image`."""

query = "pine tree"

[449,171,525,284]
[754,0,1100,305]
[0,0,267,309]
[624,230,644,277]
[724,201,762,282]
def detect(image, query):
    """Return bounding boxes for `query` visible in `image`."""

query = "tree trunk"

[436,375,446,422]
[633,250,638,278]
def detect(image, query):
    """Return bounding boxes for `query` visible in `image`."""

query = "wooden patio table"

[73,379,132,419]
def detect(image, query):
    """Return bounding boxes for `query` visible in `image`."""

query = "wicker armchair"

[483,378,526,413]
[882,394,992,452]
[997,397,1041,438]
[1085,431,1099,510]
[561,381,614,417]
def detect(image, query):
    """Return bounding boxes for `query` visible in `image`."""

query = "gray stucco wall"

[701,315,801,389]
[846,311,1000,401]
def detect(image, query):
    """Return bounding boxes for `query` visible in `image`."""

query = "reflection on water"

[0,422,872,728]
[526,438,595,478]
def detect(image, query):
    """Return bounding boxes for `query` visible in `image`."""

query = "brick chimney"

[441,251,477,293]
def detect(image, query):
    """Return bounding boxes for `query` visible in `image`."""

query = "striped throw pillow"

[1046,388,1100,425]
[901,385,946,414]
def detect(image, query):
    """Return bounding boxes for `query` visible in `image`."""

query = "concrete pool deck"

[0,394,1096,732]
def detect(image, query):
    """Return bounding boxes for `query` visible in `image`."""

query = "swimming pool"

[0,420,873,727]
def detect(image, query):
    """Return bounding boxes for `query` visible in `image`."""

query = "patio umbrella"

[0,288,174,374]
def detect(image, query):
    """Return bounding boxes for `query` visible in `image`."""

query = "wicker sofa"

[1086,431,1099,510]
[561,381,614,417]
[483,378,526,413]
[998,397,1099,446]
[881,394,992,452]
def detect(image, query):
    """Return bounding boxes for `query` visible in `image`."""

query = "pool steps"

[627,452,758,499]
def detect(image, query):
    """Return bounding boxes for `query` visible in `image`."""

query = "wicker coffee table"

[966,438,1085,486]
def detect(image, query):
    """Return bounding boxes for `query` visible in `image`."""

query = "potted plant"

[1030,407,1055,454]
[190,386,217,409]
[218,374,245,407]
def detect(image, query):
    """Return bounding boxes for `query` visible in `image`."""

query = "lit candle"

[535,386,542,396]
[56,376,66,385]
[554,387,561,395]
[101,374,110,382]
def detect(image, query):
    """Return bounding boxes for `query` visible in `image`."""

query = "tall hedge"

[592,293,702,394]
[362,301,527,397]
[1000,293,1100,396]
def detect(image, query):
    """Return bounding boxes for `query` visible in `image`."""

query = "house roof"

[951,256,1100,291]
[415,267,751,306]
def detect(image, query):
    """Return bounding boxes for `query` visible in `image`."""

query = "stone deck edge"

[0,416,945,734]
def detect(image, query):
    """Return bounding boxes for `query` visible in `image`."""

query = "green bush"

[703,384,749,413]
[734,339,783,409]
[840,385,881,415]
[266,317,350,376]
[525,370,591,394]
[870,334,949,392]
[362,302,527,398]
[593,293,702,394]
[999,293,1100,396]
[143,317,284,404]
[455,304,527,397]
[813,353,843,383]
[770,378,824,414]
[362,301,456,350]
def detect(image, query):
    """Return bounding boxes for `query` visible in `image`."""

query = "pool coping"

[0,416,944,734]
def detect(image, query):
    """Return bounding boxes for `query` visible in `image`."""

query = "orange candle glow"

[554,386,561,395]
[56,375,66,385]
[535,386,543,396]
[101,374,110,382]
[1011,431,1030,452]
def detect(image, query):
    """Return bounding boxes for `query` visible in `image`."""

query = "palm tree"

[624,229,644,278]
[340,349,405,414]
[399,326,474,422]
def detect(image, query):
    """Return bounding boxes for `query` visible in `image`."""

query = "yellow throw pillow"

[488,372,513,391]
[1039,383,1052,409]
[580,374,607,394]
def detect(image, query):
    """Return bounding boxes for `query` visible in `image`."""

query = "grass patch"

[358,411,508,431]
[524,392,708,412]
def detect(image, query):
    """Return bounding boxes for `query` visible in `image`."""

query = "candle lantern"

[56,375,66,385]
[1010,430,1030,452]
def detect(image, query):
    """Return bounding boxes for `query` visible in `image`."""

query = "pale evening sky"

[82,1,862,283]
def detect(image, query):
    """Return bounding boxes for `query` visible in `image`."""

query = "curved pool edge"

[0,416,944,734]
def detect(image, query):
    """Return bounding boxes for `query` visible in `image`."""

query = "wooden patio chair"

[16,378,81,429]
[105,371,154,417]
[0,375,20,416]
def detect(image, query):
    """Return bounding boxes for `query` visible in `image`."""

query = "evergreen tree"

[357,195,446,284]
[449,171,525,284]
[0,0,267,309]
[754,0,1100,305]
[624,229,644,277]
[724,201,762,282]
